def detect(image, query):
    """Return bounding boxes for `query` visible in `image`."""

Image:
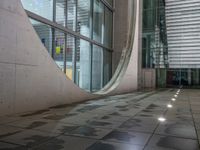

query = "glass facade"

[142,0,168,69]
[22,0,113,92]
[143,0,200,88]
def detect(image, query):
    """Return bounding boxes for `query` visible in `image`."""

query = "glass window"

[66,34,75,80]
[21,0,53,21]
[103,50,112,86]
[53,30,65,71]
[104,7,113,48]
[92,45,103,91]
[106,0,113,6]
[67,0,77,31]
[93,0,104,43]
[30,19,53,54]
[77,0,91,38]
[76,39,91,91]
[56,0,66,26]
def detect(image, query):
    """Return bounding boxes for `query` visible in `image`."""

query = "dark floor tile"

[33,135,96,150]
[87,141,144,150]
[86,120,119,129]
[145,135,200,150]
[0,129,58,148]
[155,121,197,139]
[67,126,112,139]
[97,115,130,123]
[119,118,158,133]
[0,142,27,150]
[103,130,151,146]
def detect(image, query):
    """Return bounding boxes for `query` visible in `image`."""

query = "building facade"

[142,0,200,88]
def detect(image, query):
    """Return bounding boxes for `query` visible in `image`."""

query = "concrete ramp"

[0,0,140,115]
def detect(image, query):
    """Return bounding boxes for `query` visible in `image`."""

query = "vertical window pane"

[67,0,77,31]
[92,45,103,91]
[76,39,91,91]
[103,50,112,86]
[30,19,52,54]
[66,35,75,80]
[56,0,66,26]
[21,0,53,21]
[54,30,65,71]
[93,0,104,43]
[106,0,113,6]
[104,7,113,48]
[77,0,91,38]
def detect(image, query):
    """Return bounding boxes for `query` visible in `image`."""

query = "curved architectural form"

[0,0,141,116]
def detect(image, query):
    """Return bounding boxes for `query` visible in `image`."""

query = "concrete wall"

[141,69,156,89]
[0,0,141,116]
[112,0,129,73]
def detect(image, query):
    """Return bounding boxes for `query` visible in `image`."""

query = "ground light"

[158,117,166,122]
[167,104,173,108]
[171,98,176,101]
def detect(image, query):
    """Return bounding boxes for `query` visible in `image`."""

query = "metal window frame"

[26,10,113,52]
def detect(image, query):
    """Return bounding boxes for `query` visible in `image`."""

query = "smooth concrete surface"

[141,69,156,89]
[0,89,199,149]
[113,0,129,73]
[0,0,142,116]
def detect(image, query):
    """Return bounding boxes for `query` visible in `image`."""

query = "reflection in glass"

[66,35,75,80]
[67,0,77,31]
[56,0,66,26]
[77,0,91,38]
[92,45,103,91]
[30,19,52,54]
[106,0,113,6]
[54,30,65,71]
[93,0,104,43]
[76,39,91,91]
[21,0,53,20]
[104,7,113,48]
[103,50,112,86]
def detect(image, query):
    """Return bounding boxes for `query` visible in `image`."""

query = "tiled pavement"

[0,89,200,150]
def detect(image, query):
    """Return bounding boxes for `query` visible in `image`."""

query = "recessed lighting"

[174,95,178,97]
[167,104,173,108]
[171,98,176,101]
[158,117,166,122]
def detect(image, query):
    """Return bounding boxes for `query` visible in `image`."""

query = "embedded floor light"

[167,104,173,108]
[174,95,178,97]
[158,117,166,122]
[171,98,176,101]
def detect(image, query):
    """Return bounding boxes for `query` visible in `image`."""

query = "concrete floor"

[0,89,199,150]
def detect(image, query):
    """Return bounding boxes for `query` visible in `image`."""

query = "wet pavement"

[0,89,199,150]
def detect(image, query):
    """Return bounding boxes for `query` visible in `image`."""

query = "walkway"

[0,89,199,150]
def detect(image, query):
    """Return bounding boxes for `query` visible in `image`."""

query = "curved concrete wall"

[0,0,141,116]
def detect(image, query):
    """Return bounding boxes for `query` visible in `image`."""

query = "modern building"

[0,0,200,149]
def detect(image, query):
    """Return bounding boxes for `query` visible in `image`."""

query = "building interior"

[0,0,200,149]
